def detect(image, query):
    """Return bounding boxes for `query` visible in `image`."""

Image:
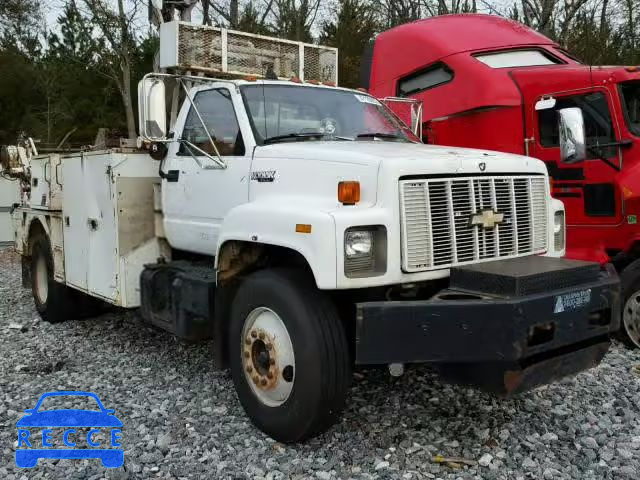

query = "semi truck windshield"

[240,84,418,145]
[619,81,640,136]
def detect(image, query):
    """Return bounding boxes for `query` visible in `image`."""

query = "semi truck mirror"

[138,76,168,142]
[558,107,587,164]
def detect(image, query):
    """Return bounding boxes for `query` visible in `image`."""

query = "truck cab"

[363,13,640,348]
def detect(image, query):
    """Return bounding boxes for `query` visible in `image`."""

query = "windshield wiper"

[264,132,353,144]
[356,132,404,140]
[264,132,325,144]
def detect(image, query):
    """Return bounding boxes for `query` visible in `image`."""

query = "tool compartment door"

[62,155,90,290]
[85,152,118,301]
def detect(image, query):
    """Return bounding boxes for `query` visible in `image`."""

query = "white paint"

[0,177,19,243]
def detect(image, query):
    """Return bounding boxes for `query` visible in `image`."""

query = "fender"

[215,200,338,289]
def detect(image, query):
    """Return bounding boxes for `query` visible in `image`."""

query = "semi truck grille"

[400,175,548,272]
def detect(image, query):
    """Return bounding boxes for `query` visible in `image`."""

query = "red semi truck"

[363,14,640,348]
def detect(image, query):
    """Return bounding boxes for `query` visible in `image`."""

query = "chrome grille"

[400,176,548,272]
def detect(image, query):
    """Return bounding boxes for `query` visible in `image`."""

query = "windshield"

[240,84,418,144]
[619,81,640,136]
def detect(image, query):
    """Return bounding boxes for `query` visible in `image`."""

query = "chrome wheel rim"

[34,254,48,305]
[623,291,640,348]
[241,307,295,407]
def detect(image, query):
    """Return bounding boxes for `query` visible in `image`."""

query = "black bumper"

[355,257,620,396]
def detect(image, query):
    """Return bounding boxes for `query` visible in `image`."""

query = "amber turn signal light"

[338,181,360,205]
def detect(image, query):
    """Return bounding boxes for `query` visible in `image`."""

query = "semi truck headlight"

[345,230,373,258]
[554,211,565,251]
[344,226,387,278]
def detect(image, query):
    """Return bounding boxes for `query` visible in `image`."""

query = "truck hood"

[254,141,548,176]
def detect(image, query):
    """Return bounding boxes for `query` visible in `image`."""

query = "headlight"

[554,211,565,251]
[344,226,387,278]
[345,230,373,258]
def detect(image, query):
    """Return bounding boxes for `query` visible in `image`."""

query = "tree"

[79,0,144,139]
[320,0,378,88]
[271,0,321,41]
[0,0,43,55]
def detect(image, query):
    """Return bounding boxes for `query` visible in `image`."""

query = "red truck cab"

[363,14,640,347]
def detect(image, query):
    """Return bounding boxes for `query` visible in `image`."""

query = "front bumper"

[355,257,620,396]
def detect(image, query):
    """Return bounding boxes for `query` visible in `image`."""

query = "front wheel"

[228,269,351,442]
[622,287,640,349]
[620,260,640,349]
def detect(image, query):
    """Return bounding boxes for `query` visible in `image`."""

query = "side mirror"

[138,76,167,141]
[558,107,587,164]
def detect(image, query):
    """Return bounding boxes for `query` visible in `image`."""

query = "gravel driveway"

[1,246,639,479]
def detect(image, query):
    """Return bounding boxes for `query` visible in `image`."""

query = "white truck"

[2,21,620,442]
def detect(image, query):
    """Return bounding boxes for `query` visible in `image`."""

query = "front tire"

[228,269,351,442]
[619,259,640,349]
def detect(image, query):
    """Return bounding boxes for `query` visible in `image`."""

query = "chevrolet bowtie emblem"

[470,209,504,229]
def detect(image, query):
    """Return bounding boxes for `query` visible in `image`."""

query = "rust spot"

[503,370,523,395]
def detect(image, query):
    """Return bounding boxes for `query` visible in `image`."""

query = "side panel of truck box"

[62,154,90,290]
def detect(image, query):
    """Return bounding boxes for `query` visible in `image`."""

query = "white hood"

[254,141,548,177]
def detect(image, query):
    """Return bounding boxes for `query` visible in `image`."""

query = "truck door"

[525,87,623,226]
[161,86,251,255]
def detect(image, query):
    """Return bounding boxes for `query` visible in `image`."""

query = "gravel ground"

[1,246,640,480]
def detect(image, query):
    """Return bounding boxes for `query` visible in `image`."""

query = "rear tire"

[228,268,351,442]
[30,233,74,323]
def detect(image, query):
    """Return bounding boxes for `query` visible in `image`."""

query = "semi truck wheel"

[30,233,72,323]
[620,259,640,349]
[228,268,351,442]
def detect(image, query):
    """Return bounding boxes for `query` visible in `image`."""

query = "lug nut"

[244,351,250,359]
[267,372,273,379]
[245,366,253,373]
[269,358,276,365]
[251,330,257,338]
[266,343,273,350]
[258,332,265,340]
[253,375,260,384]
[260,378,268,386]
[245,337,251,345]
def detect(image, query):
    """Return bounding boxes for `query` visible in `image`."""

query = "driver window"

[181,88,245,156]
[538,92,616,158]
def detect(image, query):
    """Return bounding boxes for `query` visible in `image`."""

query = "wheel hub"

[623,292,640,348]
[242,307,295,407]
